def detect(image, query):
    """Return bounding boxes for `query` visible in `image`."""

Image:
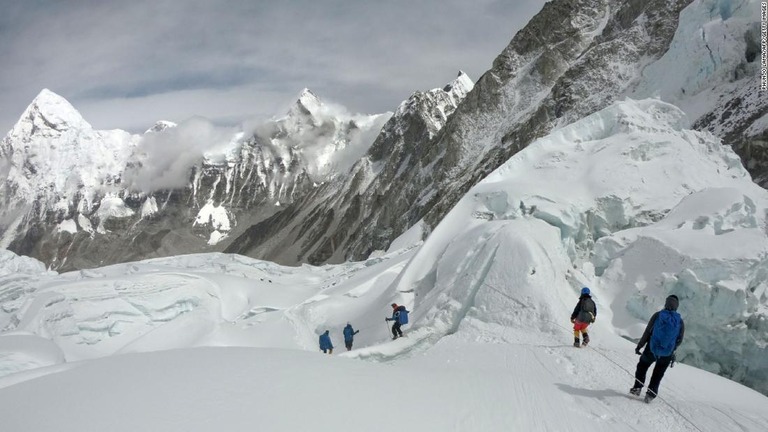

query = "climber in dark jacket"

[385,303,409,340]
[630,295,685,402]
[343,323,359,351]
[570,287,597,347]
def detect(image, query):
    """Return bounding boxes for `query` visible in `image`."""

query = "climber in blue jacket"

[385,303,409,340]
[319,330,333,354]
[343,323,360,351]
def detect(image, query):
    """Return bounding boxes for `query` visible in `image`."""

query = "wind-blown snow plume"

[124,117,236,193]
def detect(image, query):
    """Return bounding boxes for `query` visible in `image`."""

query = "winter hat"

[391,303,398,308]
[664,295,679,311]
[580,287,590,296]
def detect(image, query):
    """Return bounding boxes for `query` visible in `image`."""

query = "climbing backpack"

[650,309,682,357]
[577,298,596,323]
[397,306,409,324]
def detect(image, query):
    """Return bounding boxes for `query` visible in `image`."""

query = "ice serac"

[389,97,768,396]
[225,72,475,264]
[628,0,768,187]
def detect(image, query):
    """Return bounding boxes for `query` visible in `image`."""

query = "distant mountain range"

[0,0,765,271]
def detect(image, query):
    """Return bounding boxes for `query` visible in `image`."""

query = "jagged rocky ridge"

[226,72,475,263]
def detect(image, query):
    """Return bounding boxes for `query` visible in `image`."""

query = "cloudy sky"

[0,0,545,134]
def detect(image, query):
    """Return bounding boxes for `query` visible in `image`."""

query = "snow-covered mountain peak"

[443,70,474,95]
[10,89,90,136]
[386,72,474,129]
[0,89,139,235]
[145,120,178,134]
[291,88,323,116]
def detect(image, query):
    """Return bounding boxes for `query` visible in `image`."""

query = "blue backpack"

[397,306,409,325]
[650,309,681,357]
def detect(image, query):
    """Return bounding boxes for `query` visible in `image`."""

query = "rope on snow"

[482,282,706,432]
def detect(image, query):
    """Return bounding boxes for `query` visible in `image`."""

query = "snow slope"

[388,98,768,391]
[1,98,768,431]
[0,246,766,431]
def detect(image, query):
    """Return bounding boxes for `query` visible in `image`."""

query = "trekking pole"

[384,318,392,339]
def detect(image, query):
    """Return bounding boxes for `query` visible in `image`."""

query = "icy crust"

[0,250,54,350]
[380,218,575,353]
[0,250,49,277]
[0,334,65,379]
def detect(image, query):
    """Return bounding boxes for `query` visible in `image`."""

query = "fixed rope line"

[481,282,706,432]
[582,343,706,432]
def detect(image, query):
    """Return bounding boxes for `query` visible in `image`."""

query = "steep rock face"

[0,90,388,270]
[226,72,474,263]
[693,86,768,186]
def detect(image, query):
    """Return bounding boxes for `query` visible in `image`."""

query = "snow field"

[1,331,766,432]
[2,98,768,430]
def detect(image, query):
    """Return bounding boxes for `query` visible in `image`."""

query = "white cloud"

[123,117,236,193]
[0,0,546,134]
